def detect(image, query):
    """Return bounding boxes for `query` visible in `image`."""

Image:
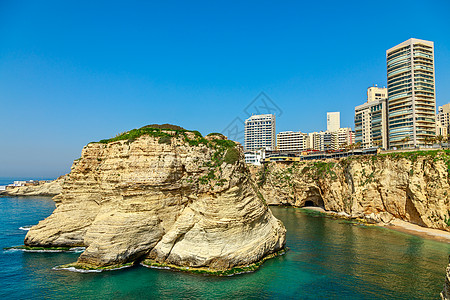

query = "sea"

[1,177,449,299]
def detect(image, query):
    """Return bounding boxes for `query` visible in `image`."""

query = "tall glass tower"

[386,38,436,148]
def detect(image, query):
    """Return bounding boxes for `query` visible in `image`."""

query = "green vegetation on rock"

[141,248,287,276]
[224,148,240,164]
[158,135,172,145]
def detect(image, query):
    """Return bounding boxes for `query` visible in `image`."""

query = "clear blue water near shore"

[1,195,449,299]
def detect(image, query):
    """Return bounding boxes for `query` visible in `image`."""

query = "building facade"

[244,149,265,165]
[327,112,340,132]
[386,38,436,148]
[277,131,308,154]
[437,103,450,138]
[355,86,388,149]
[308,132,325,151]
[331,127,355,150]
[244,114,276,151]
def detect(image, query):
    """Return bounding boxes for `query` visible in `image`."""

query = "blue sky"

[1,0,450,177]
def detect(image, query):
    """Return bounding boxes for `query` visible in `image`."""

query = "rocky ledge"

[24,125,286,273]
[0,177,64,197]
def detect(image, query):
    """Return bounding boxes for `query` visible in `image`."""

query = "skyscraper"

[327,112,340,132]
[386,38,436,148]
[244,114,276,151]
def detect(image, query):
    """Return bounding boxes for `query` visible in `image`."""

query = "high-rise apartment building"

[437,103,450,138]
[355,86,388,149]
[277,131,308,154]
[386,38,436,148]
[308,132,325,151]
[244,114,276,151]
[327,112,340,132]
[331,128,355,150]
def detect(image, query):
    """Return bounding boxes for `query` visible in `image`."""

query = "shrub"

[158,136,172,145]
[224,147,240,164]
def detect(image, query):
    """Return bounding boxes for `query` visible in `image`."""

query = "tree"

[402,136,411,149]
[437,135,444,148]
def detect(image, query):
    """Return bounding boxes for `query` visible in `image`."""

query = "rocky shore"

[0,177,64,197]
[24,126,286,273]
[251,150,450,232]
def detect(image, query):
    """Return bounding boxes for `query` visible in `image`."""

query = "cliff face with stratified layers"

[252,151,450,231]
[25,128,286,271]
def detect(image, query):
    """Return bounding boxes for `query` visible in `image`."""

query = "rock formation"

[25,127,286,272]
[252,151,450,231]
[0,177,64,197]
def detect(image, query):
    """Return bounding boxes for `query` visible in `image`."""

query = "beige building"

[244,114,276,151]
[327,112,340,132]
[355,86,389,149]
[277,131,308,154]
[386,38,436,148]
[308,132,325,151]
[331,128,355,150]
[437,103,450,138]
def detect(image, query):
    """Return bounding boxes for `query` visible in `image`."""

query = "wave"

[4,246,86,253]
[19,225,33,231]
[52,266,103,273]
[53,264,132,273]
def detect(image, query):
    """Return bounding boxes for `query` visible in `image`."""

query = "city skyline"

[1,1,450,177]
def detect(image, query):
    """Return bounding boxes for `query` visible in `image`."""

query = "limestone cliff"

[24,127,286,272]
[252,151,450,231]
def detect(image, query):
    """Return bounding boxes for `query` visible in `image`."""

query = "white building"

[355,86,388,149]
[244,114,276,151]
[327,112,340,132]
[277,131,308,154]
[308,131,325,151]
[331,128,355,150]
[244,149,265,165]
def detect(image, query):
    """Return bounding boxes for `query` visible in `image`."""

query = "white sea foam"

[140,262,171,270]
[68,247,86,253]
[4,246,86,253]
[19,225,33,231]
[53,264,132,273]
[53,266,102,273]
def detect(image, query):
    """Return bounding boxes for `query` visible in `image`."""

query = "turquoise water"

[1,197,449,299]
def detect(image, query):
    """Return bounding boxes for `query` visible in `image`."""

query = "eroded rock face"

[252,153,450,231]
[25,132,286,270]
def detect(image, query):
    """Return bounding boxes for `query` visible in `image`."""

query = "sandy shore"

[301,206,450,243]
[386,219,450,243]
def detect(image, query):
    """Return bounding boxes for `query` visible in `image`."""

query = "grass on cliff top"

[93,124,237,150]
[379,149,450,159]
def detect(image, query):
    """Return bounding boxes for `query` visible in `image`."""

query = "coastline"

[298,206,450,243]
